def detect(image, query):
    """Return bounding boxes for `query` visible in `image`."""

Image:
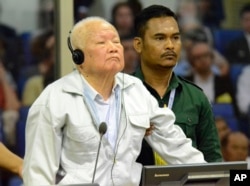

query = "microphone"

[99,122,107,136]
[92,122,107,183]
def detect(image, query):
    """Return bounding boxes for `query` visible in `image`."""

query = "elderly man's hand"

[145,123,155,136]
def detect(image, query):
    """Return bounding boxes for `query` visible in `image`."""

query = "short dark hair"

[240,3,250,18]
[134,5,178,38]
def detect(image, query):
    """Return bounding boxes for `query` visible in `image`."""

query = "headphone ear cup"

[72,49,84,65]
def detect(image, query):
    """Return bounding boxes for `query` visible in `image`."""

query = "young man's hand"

[145,123,155,136]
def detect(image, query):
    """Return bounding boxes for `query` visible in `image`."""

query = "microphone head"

[99,122,107,135]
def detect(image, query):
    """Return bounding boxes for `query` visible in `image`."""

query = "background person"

[225,3,250,64]
[120,34,139,74]
[21,28,55,107]
[215,116,231,142]
[184,40,239,117]
[175,27,229,77]
[110,1,136,37]
[0,60,21,148]
[236,64,250,116]
[221,131,249,169]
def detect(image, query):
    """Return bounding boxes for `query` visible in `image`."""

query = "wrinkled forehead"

[77,20,118,40]
[71,18,120,51]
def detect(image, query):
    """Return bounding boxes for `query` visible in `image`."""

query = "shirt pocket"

[63,125,99,165]
[128,114,149,150]
[175,113,199,146]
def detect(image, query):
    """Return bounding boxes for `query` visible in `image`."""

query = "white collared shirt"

[194,74,215,103]
[80,75,118,150]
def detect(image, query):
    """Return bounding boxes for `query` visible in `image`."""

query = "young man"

[23,16,205,186]
[133,5,222,165]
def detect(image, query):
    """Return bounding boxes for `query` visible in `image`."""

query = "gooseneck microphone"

[99,122,107,136]
[92,122,107,183]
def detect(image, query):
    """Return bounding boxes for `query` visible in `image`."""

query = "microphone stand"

[92,122,107,184]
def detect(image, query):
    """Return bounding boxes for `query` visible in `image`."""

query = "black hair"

[134,5,178,38]
[240,3,250,18]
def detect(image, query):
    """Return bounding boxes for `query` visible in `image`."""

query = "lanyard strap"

[167,88,176,110]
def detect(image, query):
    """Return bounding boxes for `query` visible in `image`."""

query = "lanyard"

[167,88,176,110]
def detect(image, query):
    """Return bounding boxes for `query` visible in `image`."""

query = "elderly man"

[23,16,205,186]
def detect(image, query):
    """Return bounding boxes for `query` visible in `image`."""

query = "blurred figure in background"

[225,3,250,64]
[176,0,214,45]
[184,40,238,116]
[196,0,225,30]
[215,116,231,141]
[0,60,21,148]
[0,61,21,186]
[74,0,95,22]
[236,64,250,138]
[110,1,135,37]
[121,34,139,74]
[21,28,55,107]
[236,65,250,117]
[175,28,229,77]
[174,0,229,78]
[221,131,249,168]
[0,3,22,84]
[176,0,198,23]
[127,0,142,17]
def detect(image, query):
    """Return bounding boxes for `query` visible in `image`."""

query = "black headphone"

[67,34,85,65]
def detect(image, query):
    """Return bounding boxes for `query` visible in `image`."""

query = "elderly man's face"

[82,21,124,75]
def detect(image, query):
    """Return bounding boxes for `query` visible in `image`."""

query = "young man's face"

[134,17,182,70]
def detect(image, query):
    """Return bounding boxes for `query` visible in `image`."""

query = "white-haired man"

[23,16,206,186]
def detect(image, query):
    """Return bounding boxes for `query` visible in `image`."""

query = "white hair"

[70,16,114,51]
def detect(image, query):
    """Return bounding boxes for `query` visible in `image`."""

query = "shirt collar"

[81,74,120,101]
[62,70,134,97]
[134,67,182,93]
